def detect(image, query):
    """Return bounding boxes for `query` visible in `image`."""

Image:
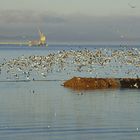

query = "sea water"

[0,44,140,140]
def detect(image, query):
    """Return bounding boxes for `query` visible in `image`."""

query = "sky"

[0,0,140,44]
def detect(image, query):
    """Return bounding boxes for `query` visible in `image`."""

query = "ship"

[28,30,47,47]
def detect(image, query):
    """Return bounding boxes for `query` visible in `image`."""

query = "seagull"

[134,83,138,88]
[128,3,136,8]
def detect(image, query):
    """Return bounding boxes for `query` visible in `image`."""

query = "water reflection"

[0,81,140,140]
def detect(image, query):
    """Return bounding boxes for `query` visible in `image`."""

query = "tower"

[38,30,46,45]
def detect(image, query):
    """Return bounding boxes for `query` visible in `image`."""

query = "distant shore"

[0,42,28,45]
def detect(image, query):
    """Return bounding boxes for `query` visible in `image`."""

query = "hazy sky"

[0,0,140,44]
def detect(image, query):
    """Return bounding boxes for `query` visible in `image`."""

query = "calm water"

[0,44,140,140]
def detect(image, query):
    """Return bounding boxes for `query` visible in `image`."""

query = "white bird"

[134,83,138,88]
[47,125,51,128]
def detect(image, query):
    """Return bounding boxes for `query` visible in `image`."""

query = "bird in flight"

[128,3,136,8]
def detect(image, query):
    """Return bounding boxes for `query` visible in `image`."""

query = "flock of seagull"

[0,47,140,81]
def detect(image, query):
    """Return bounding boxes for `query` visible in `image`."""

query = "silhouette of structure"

[28,30,47,46]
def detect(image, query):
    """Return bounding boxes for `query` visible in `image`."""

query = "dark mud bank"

[63,77,140,90]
